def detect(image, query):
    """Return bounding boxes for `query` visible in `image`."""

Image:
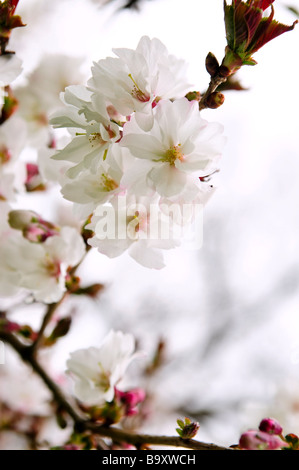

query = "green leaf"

[176,419,184,429]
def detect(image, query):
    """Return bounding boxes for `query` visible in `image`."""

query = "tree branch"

[85,422,231,450]
[29,292,69,355]
[198,75,228,111]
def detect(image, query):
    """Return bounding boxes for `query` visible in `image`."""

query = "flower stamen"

[100,173,118,192]
[128,74,150,103]
[96,364,111,393]
[164,144,184,165]
[44,255,61,280]
[88,132,106,147]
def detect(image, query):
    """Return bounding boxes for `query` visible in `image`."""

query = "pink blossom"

[239,429,285,450]
[115,388,146,416]
[259,417,283,435]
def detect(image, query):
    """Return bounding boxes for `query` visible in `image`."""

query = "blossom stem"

[0,329,231,450]
[198,74,228,111]
[30,292,69,355]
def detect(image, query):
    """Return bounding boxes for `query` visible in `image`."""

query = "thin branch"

[85,423,231,450]
[198,75,228,111]
[30,292,68,355]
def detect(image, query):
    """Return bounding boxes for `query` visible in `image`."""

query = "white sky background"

[3,0,299,447]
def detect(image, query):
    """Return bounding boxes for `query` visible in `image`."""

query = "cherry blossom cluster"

[238,417,299,450]
[0,0,298,451]
[0,4,88,307]
[50,36,226,269]
[0,210,86,303]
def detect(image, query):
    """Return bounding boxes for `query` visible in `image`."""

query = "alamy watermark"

[93,196,204,251]
[0,340,4,365]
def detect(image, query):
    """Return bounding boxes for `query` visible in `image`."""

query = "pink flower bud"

[115,388,146,416]
[259,417,283,435]
[8,210,59,242]
[25,225,50,243]
[122,388,146,407]
[5,320,20,333]
[239,429,285,450]
[25,163,45,192]
[63,444,80,450]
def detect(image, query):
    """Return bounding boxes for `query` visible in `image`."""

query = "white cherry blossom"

[44,37,226,270]
[59,144,130,218]
[88,35,192,131]
[14,55,86,146]
[0,54,22,86]
[87,193,180,269]
[51,86,121,178]
[120,97,225,198]
[0,226,86,303]
[66,330,137,406]
[0,116,27,201]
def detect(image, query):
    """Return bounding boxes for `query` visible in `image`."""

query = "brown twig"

[29,293,68,356]
[85,423,230,450]
[198,75,228,111]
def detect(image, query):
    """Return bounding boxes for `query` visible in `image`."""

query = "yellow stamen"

[161,144,184,165]
[128,74,150,103]
[100,173,118,192]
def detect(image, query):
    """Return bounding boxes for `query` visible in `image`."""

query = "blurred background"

[1,0,299,449]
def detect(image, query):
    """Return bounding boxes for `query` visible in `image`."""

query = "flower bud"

[8,210,59,242]
[185,91,201,102]
[115,388,146,416]
[63,444,80,450]
[205,52,220,77]
[259,417,283,435]
[205,92,225,109]
[47,317,72,345]
[20,325,38,340]
[239,429,285,450]
[72,283,104,298]
[176,417,200,439]
[285,433,299,449]
[25,163,45,192]
[0,89,18,124]
[8,209,38,230]
[56,406,68,429]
